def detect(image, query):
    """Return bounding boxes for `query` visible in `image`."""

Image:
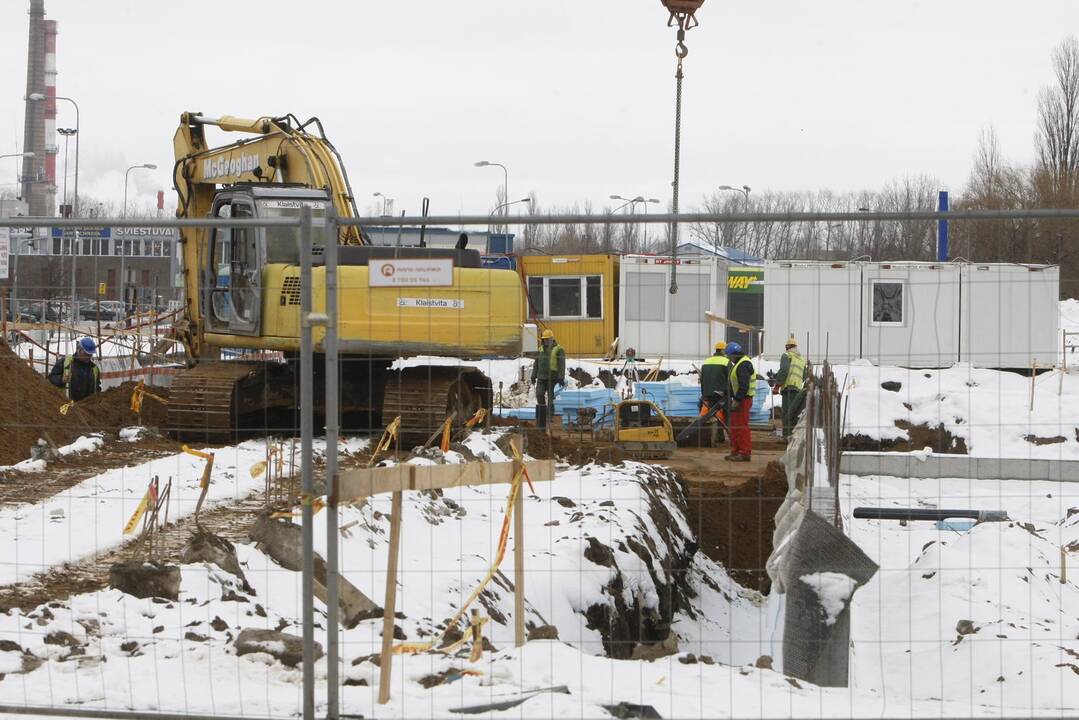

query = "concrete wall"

[841,451,1079,481]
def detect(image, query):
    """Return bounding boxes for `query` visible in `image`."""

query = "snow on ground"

[842,472,1079,715]
[0,431,796,717]
[832,361,1079,458]
[0,437,367,586]
[0,433,105,473]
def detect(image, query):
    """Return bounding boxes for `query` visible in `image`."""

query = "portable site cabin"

[618,254,729,360]
[763,260,1059,368]
[519,254,618,357]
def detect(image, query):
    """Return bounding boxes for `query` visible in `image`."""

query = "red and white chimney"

[44,19,58,216]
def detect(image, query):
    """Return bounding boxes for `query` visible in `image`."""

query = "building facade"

[1,225,179,310]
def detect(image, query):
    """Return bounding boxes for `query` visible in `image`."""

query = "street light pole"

[28,94,79,216]
[475,161,509,235]
[57,128,76,216]
[719,184,751,253]
[122,163,157,312]
[611,195,660,251]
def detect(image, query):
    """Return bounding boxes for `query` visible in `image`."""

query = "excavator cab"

[203,186,328,337]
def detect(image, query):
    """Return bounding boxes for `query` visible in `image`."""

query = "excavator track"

[167,361,264,440]
[381,366,492,448]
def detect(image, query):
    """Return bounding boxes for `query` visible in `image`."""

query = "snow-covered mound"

[835,361,1079,458]
[843,473,1079,714]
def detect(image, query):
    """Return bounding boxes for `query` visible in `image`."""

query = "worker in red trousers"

[724,342,756,461]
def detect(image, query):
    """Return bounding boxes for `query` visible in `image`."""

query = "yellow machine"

[169,112,530,440]
[614,399,676,459]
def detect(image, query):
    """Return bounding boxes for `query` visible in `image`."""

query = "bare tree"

[1036,36,1079,200]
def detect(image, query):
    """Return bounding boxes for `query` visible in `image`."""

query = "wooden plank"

[514,480,525,647]
[338,459,555,500]
[377,490,403,705]
[340,464,411,502]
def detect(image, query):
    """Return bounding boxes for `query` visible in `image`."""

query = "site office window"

[870,279,904,326]
[527,275,603,319]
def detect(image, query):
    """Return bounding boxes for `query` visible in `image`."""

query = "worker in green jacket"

[773,335,807,440]
[698,341,731,444]
[531,329,565,430]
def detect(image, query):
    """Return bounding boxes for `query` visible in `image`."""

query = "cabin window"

[623,271,665,322]
[529,275,603,319]
[871,281,904,325]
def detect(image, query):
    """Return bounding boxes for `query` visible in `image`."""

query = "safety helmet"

[785,335,798,349]
[78,337,97,355]
[724,341,743,356]
[540,329,555,340]
[714,341,727,352]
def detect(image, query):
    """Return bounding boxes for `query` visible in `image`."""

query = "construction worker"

[773,335,807,441]
[48,337,101,401]
[724,341,756,461]
[698,341,731,445]
[531,329,565,430]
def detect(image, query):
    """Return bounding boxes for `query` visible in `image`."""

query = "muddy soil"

[842,420,968,454]
[0,434,181,507]
[75,382,170,432]
[0,343,91,466]
[519,427,627,465]
[684,461,787,593]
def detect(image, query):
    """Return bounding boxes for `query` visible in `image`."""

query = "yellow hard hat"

[714,341,727,351]
[785,335,798,349]
[541,329,555,340]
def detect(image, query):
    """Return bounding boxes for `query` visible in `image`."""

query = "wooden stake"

[1062,546,1068,585]
[512,437,526,648]
[378,490,403,705]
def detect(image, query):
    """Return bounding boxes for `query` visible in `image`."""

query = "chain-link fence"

[0,209,1075,719]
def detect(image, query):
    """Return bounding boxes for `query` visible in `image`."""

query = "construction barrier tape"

[123,485,153,535]
[392,458,525,656]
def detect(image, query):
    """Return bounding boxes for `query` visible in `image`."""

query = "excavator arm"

[172,112,363,351]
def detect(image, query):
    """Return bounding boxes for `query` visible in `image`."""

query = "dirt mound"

[519,427,626,466]
[685,461,787,593]
[75,382,170,432]
[0,343,90,466]
[842,420,968,454]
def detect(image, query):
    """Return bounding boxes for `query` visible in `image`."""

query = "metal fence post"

[325,209,341,718]
[299,206,315,720]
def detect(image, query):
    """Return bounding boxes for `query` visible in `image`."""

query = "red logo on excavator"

[380,264,396,277]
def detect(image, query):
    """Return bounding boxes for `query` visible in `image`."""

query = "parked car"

[79,301,123,322]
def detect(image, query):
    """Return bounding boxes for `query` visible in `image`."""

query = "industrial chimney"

[20,0,55,217]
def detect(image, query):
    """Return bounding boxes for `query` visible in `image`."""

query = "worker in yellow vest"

[774,336,807,440]
[698,341,731,444]
[531,329,565,430]
[724,342,756,461]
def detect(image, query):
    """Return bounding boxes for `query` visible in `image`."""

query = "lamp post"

[372,191,393,216]
[611,194,660,249]
[719,184,751,253]
[121,163,157,312]
[57,128,76,216]
[474,160,509,234]
[28,93,80,217]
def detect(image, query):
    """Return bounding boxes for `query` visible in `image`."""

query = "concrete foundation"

[841,452,1079,481]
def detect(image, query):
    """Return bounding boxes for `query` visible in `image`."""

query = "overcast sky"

[1,0,1076,218]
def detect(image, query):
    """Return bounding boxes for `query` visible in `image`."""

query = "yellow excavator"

[169,112,532,441]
